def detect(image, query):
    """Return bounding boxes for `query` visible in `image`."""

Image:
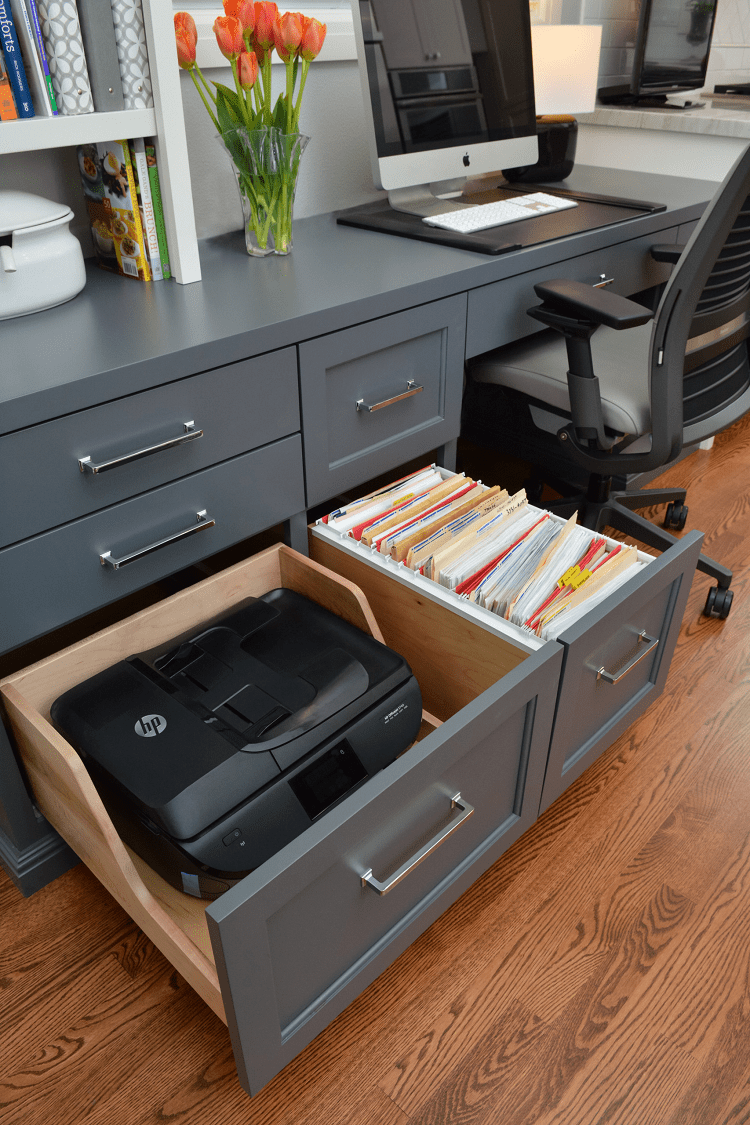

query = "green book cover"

[145,141,171,280]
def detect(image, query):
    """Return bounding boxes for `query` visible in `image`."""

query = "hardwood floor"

[2,413,750,1125]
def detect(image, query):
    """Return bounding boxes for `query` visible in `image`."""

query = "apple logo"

[463,153,470,167]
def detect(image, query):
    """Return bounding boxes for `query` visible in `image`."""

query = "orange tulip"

[273,11,304,62]
[213,15,244,60]
[299,16,326,61]
[253,2,278,50]
[238,49,259,89]
[223,0,254,30]
[175,27,196,70]
[174,11,197,47]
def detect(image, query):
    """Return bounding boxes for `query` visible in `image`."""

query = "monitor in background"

[351,0,539,218]
[598,0,718,107]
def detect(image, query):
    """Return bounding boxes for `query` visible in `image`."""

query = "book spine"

[10,0,49,115]
[131,138,163,281]
[76,0,123,112]
[0,0,34,116]
[145,142,170,280]
[109,0,152,110]
[120,139,151,282]
[36,0,93,115]
[0,48,17,117]
[25,0,56,113]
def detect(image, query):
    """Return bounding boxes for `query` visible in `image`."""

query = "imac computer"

[350,0,539,219]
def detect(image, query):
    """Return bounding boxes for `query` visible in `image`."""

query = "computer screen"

[600,0,717,104]
[351,0,539,215]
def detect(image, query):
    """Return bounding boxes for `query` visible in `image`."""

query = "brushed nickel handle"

[595,630,658,684]
[360,792,474,896]
[356,380,423,413]
[99,510,215,569]
[79,422,203,474]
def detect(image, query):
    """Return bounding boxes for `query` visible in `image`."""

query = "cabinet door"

[299,295,466,507]
[539,530,703,813]
[206,641,561,1096]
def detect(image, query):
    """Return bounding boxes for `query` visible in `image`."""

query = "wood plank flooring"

[2,413,750,1125]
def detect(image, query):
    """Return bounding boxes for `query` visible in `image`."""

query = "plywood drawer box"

[0,543,561,1097]
[0,348,299,549]
[309,499,703,814]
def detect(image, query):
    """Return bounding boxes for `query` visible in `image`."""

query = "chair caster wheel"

[664,501,688,530]
[704,586,733,619]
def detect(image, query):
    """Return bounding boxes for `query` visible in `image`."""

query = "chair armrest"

[532,279,654,330]
[650,243,685,264]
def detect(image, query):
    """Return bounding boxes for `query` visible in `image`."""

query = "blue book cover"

[0,0,34,117]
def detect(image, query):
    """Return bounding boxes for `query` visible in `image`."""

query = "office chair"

[463,142,750,619]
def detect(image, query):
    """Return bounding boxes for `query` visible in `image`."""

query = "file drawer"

[0,348,299,549]
[299,296,466,507]
[308,511,703,816]
[0,435,305,653]
[0,543,560,1097]
[465,227,680,359]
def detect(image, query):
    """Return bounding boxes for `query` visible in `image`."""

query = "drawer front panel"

[299,296,466,507]
[1,348,299,549]
[539,530,703,814]
[207,642,561,1097]
[0,435,304,653]
[465,227,679,359]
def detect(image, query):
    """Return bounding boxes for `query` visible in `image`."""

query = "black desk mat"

[336,185,666,256]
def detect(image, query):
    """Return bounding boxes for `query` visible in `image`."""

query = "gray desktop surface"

[1,165,715,436]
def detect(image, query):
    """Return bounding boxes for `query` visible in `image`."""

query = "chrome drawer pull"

[79,422,203,474]
[356,380,423,413]
[100,510,215,570]
[360,792,474,896]
[596,630,658,684]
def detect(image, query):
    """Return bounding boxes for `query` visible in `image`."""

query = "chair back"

[651,142,750,462]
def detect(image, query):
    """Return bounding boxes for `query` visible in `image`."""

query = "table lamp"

[504,24,603,184]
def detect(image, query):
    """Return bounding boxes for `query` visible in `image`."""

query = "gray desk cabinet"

[0,168,719,1077]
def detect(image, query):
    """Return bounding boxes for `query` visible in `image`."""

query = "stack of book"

[0,0,153,121]
[77,137,170,282]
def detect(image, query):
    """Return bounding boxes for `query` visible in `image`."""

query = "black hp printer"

[51,589,422,899]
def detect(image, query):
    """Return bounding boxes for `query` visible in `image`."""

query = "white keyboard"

[423,192,578,234]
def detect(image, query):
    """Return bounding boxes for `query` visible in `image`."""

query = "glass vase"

[220,127,309,257]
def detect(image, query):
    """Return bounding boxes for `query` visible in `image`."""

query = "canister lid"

[0,190,73,236]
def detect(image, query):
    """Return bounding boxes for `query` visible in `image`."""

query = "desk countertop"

[580,95,750,139]
[2,165,715,437]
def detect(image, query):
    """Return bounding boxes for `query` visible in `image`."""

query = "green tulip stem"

[285,59,294,133]
[189,67,219,132]
[292,60,310,133]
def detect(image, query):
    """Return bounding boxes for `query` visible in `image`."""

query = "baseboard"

[0,823,79,898]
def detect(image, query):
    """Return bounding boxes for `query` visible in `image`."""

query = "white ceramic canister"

[0,190,87,320]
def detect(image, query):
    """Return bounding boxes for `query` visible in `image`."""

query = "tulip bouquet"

[175,3,326,255]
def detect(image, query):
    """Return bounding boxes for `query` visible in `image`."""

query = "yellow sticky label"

[558,564,591,589]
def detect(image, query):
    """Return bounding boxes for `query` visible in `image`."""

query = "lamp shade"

[531,25,603,116]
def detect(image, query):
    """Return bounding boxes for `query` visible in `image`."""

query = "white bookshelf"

[1,0,201,284]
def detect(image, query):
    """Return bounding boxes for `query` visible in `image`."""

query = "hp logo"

[135,714,167,738]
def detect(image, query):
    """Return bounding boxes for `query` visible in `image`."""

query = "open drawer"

[0,543,561,1097]
[309,494,704,815]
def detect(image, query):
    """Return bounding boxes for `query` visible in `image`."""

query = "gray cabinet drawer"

[539,529,703,813]
[299,296,466,507]
[466,227,680,358]
[0,435,304,652]
[1,348,299,549]
[209,641,559,1096]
